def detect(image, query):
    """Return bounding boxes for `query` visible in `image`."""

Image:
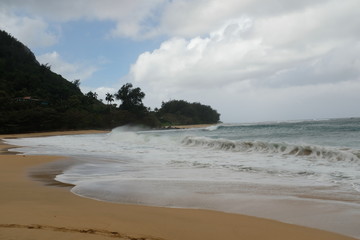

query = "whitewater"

[5,118,360,238]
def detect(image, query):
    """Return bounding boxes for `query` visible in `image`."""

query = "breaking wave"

[204,125,220,131]
[181,136,360,163]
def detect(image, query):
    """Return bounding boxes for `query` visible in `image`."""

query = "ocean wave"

[204,125,220,131]
[181,136,360,163]
[106,126,175,146]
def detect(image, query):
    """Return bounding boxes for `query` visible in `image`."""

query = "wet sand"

[0,131,357,240]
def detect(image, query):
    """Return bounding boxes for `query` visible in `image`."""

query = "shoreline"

[0,131,357,240]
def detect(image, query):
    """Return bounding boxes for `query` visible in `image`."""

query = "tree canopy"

[114,83,146,113]
[157,100,220,125]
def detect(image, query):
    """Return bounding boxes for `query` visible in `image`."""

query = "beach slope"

[0,132,356,240]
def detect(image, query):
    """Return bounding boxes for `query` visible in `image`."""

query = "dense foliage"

[114,83,146,112]
[157,100,220,125]
[0,29,220,133]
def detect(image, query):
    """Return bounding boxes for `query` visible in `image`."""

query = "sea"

[5,118,360,238]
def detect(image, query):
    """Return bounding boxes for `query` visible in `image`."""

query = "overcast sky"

[1,0,359,123]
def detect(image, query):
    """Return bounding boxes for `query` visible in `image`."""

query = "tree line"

[82,83,221,127]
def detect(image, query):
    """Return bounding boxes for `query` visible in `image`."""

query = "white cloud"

[37,51,98,82]
[2,0,359,41]
[154,0,339,38]
[127,0,360,122]
[220,80,360,122]
[1,0,325,40]
[0,9,57,48]
[0,0,166,40]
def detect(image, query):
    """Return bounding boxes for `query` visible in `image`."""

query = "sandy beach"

[0,131,357,240]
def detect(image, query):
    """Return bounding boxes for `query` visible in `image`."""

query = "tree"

[41,63,51,70]
[105,92,114,105]
[72,79,81,89]
[85,91,98,104]
[85,91,97,99]
[114,83,146,112]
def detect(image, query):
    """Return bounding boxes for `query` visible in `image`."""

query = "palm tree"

[105,92,114,105]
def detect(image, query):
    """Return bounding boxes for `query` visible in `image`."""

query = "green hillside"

[0,31,82,102]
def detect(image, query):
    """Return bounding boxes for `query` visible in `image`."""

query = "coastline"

[0,131,357,240]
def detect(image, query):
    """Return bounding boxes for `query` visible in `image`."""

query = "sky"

[1,0,360,123]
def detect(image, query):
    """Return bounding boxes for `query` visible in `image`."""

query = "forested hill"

[0,29,220,133]
[0,30,83,105]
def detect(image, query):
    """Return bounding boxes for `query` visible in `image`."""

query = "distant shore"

[0,131,356,240]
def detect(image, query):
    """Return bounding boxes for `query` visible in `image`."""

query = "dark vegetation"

[0,30,220,133]
[157,100,220,125]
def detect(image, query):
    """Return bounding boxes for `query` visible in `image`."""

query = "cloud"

[2,0,359,41]
[152,0,338,38]
[217,80,360,122]
[37,51,98,81]
[0,0,166,40]
[127,0,360,121]
[0,0,327,40]
[0,9,57,48]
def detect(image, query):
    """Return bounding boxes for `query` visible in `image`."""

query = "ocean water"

[6,118,360,237]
